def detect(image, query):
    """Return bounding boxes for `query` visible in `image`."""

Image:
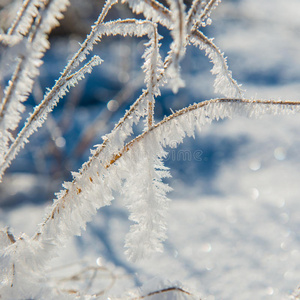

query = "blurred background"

[1,0,300,299]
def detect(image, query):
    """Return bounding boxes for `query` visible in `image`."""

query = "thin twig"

[50,265,116,297]
[72,74,143,158]
[0,57,24,120]
[188,0,220,33]
[7,0,33,36]
[191,29,243,98]
[132,287,195,299]
[186,0,202,30]
[61,0,117,77]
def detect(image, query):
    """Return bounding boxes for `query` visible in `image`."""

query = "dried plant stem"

[0,57,24,120]
[144,0,171,21]
[72,75,143,158]
[0,56,102,177]
[52,266,116,296]
[7,0,33,36]
[193,0,219,29]
[167,0,185,62]
[177,0,185,53]
[27,0,51,42]
[147,100,154,129]
[0,0,50,118]
[62,0,117,77]
[132,287,194,299]
[107,98,300,166]
[186,0,202,29]
[0,79,64,176]
[191,29,243,97]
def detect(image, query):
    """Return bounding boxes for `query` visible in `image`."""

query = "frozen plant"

[0,0,300,299]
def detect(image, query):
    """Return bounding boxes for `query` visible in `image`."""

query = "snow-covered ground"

[1,0,300,299]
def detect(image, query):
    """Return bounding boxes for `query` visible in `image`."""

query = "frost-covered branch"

[106,98,300,169]
[186,0,202,31]
[0,0,118,180]
[94,18,163,128]
[165,0,186,93]
[0,0,42,45]
[0,0,70,175]
[187,0,221,31]
[60,0,118,77]
[124,0,241,98]
[121,134,172,261]
[28,98,300,262]
[191,30,244,98]
[0,55,102,179]
[122,0,172,28]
